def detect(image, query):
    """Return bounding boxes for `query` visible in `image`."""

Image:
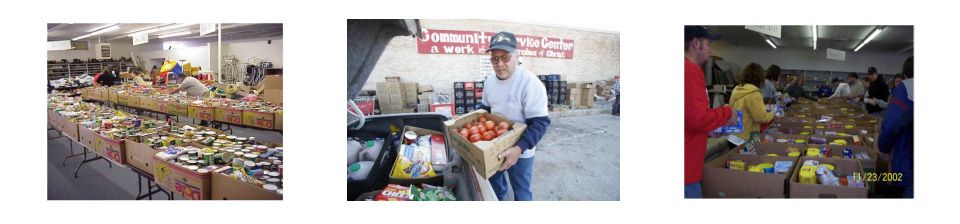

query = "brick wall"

[363,19,620,95]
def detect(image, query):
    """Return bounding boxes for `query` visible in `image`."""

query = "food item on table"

[374,184,412,201]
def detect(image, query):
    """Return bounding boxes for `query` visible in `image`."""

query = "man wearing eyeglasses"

[479,31,551,201]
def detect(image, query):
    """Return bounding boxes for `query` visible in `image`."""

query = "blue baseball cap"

[685,25,720,42]
[487,31,517,53]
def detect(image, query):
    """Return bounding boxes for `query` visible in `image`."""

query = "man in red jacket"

[684,26,738,198]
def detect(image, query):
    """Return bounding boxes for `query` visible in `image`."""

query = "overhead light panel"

[72,25,119,41]
[87,23,116,32]
[159,31,192,39]
[127,23,197,37]
[854,26,884,52]
[811,25,818,50]
[765,36,778,49]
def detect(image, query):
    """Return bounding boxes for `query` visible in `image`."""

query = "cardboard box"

[243,110,276,129]
[137,96,151,111]
[210,167,282,200]
[789,157,867,198]
[388,126,446,186]
[418,84,434,93]
[262,75,283,89]
[702,151,799,198]
[377,82,402,96]
[580,85,596,108]
[97,88,108,101]
[125,140,159,174]
[167,101,190,117]
[95,134,126,165]
[118,94,139,107]
[188,105,215,121]
[262,89,283,104]
[443,109,528,178]
[803,145,876,171]
[384,94,404,111]
[61,118,80,141]
[402,83,419,106]
[274,111,283,130]
[385,76,401,82]
[215,107,244,125]
[77,126,98,150]
[108,91,120,104]
[153,156,211,200]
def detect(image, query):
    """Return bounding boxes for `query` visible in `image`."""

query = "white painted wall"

[223,39,283,68]
[711,46,912,74]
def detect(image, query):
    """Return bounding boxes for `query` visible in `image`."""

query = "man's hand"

[498,146,522,171]
[726,110,739,126]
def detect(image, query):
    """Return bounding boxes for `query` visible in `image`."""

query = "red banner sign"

[417,29,574,59]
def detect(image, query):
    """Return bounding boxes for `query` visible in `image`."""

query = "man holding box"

[479,31,551,201]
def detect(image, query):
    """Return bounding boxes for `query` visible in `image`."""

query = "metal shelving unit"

[783,69,897,97]
[47,61,134,80]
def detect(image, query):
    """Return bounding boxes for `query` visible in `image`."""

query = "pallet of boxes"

[564,81,596,109]
[453,81,484,115]
[538,74,570,112]
[376,76,419,114]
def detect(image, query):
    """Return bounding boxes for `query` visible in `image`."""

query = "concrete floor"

[47,113,283,200]
[530,113,620,201]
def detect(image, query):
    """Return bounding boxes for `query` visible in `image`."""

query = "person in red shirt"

[684,26,738,198]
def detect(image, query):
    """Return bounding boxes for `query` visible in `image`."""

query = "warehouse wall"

[224,38,283,68]
[711,46,912,74]
[135,42,212,71]
[363,19,620,95]
[47,41,134,61]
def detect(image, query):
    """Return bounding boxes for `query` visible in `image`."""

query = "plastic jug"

[348,140,363,166]
[348,161,374,181]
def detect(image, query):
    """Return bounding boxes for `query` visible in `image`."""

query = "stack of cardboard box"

[376,77,419,114]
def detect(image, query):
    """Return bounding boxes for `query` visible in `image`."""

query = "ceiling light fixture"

[811,25,818,50]
[72,25,119,41]
[854,26,884,52]
[765,36,778,49]
[159,31,192,39]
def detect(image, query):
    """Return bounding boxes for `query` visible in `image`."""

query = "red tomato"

[496,129,507,137]
[469,134,482,143]
[484,120,495,130]
[481,132,493,141]
[478,124,487,133]
[464,123,473,130]
[478,115,488,123]
[498,121,510,130]
[469,126,480,135]
[459,129,469,138]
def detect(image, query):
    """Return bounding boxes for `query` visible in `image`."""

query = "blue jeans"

[490,156,534,201]
[685,182,703,198]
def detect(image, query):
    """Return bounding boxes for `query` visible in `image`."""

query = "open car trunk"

[347,19,495,201]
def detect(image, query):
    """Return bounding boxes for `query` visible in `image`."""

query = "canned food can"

[843,148,853,159]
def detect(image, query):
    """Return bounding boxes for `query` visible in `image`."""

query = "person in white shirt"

[163,73,209,97]
[479,31,551,201]
[827,78,851,99]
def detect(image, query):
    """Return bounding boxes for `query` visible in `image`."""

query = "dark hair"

[895,73,906,80]
[867,67,878,75]
[848,72,858,79]
[765,65,781,81]
[902,56,913,78]
[738,63,766,88]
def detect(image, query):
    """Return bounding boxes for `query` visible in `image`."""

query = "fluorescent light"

[811,25,818,50]
[126,23,196,37]
[159,23,196,31]
[854,27,884,52]
[72,25,119,41]
[159,31,192,39]
[87,23,116,32]
[765,37,778,49]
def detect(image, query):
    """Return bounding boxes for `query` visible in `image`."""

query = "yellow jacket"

[730,83,774,141]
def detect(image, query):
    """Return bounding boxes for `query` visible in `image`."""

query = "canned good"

[247,137,256,144]
[244,153,257,161]
[243,161,256,170]
[197,169,209,174]
[263,184,279,191]
[843,148,853,159]
[267,178,280,186]
[403,131,417,145]
[187,165,199,171]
